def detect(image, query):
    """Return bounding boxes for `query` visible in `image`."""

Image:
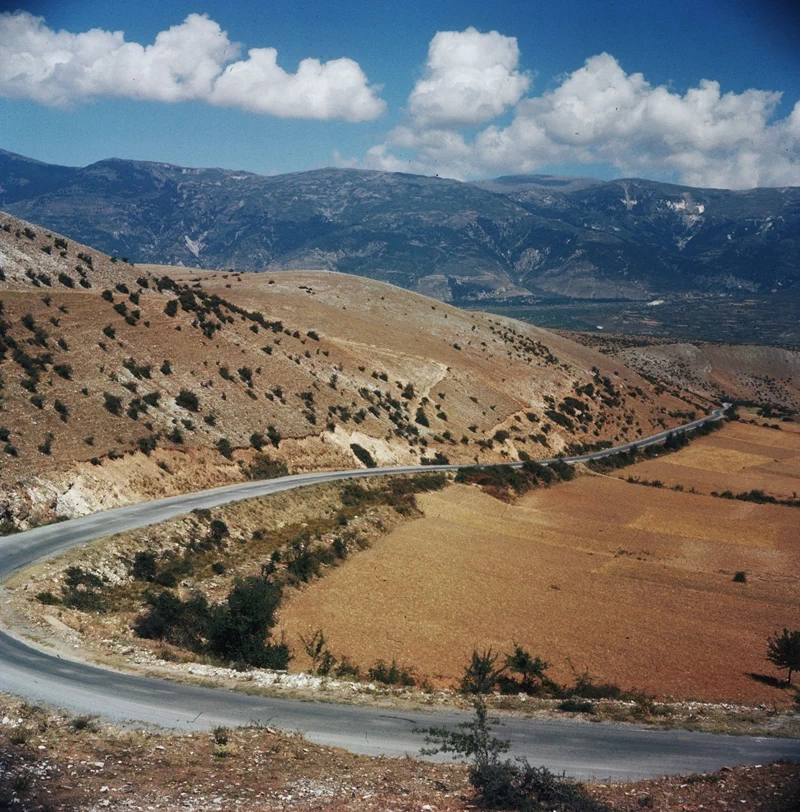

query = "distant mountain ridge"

[1,148,798,303]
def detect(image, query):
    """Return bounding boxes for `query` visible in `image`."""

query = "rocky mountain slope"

[0,212,702,529]
[2,149,798,303]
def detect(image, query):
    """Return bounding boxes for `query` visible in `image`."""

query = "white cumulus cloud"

[211,49,384,121]
[407,27,530,128]
[0,11,385,121]
[363,33,800,189]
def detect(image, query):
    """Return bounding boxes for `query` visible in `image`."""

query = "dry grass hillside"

[0,212,703,529]
[567,333,800,410]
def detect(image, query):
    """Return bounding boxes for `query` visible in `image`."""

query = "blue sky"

[0,0,798,187]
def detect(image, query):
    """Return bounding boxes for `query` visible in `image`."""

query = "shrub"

[37,432,54,455]
[61,566,107,612]
[350,443,377,468]
[216,438,234,459]
[137,435,157,455]
[286,547,322,583]
[207,577,290,669]
[503,645,551,695]
[558,698,595,714]
[461,648,506,695]
[244,454,288,481]
[103,392,122,416]
[53,363,72,380]
[164,299,178,317]
[300,629,338,675]
[131,551,157,581]
[175,389,200,411]
[367,660,416,686]
[135,590,211,650]
[419,658,610,812]
[766,628,800,684]
[733,571,747,583]
[54,399,69,422]
[209,519,229,541]
[36,591,61,605]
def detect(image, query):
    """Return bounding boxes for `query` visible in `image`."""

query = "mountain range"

[1,148,798,303]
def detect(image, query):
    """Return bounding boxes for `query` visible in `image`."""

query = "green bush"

[207,577,290,669]
[558,698,595,714]
[103,392,122,415]
[131,551,157,581]
[175,389,200,411]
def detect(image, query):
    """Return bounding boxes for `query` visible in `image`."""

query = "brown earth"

[0,212,700,530]
[2,694,799,812]
[279,423,800,705]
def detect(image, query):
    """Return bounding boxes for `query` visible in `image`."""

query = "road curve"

[3,402,798,781]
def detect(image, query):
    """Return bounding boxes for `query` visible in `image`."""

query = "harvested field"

[616,421,800,500]
[280,424,800,704]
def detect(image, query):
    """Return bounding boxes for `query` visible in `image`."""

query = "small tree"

[461,648,506,695]
[418,697,510,773]
[767,628,800,685]
[504,645,551,694]
[418,650,610,811]
[300,628,336,676]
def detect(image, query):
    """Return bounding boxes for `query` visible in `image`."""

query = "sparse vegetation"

[419,651,609,811]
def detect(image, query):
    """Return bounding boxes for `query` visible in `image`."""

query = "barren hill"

[0,212,704,530]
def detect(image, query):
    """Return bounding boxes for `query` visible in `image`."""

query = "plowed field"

[279,423,800,704]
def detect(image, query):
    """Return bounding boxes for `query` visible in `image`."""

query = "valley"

[0,207,798,809]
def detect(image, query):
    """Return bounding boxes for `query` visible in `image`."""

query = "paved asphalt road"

[3,403,799,781]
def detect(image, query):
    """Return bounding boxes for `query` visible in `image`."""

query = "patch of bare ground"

[1,211,702,531]
[1,695,798,811]
[280,426,800,706]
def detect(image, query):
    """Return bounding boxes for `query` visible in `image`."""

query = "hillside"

[2,149,799,303]
[0,212,702,530]
[566,333,800,409]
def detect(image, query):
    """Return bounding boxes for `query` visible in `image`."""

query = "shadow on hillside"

[746,671,788,689]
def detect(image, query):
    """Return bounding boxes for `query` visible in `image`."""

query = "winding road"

[2,403,799,781]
